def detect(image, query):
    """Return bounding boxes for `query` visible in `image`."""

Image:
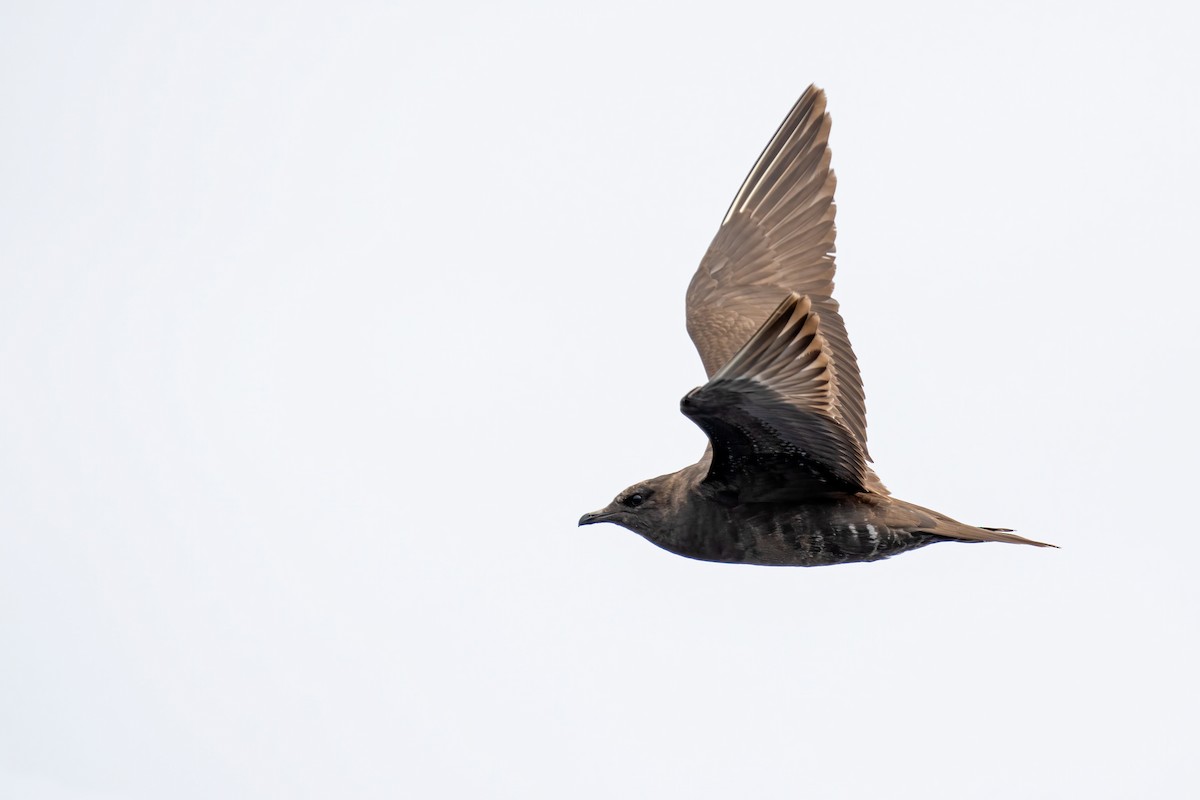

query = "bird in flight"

[579,86,1054,566]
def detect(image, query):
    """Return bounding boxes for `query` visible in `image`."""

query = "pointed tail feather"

[896,499,1057,548]
[937,523,1057,548]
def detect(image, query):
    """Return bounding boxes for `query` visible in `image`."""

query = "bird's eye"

[623,493,645,508]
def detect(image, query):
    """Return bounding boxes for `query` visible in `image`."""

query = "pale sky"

[2,2,1198,798]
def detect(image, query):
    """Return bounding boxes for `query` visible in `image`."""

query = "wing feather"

[681,293,868,501]
[685,86,885,494]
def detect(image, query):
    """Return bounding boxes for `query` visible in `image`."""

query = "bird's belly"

[735,512,941,567]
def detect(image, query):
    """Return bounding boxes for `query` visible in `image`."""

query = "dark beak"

[578,510,613,526]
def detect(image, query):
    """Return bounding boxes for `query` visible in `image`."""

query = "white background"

[3,2,1198,798]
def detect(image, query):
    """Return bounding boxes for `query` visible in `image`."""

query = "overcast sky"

[2,2,1198,798]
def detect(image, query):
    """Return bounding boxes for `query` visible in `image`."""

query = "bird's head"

[578,475,677,537]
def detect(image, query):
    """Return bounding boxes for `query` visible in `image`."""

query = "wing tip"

[721,85,832,226]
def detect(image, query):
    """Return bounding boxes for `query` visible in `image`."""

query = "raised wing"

[681,293,869,502]
[685,86,881,491]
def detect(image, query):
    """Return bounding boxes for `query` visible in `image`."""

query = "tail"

[947,525,1058,548]
[897,500,1057,548]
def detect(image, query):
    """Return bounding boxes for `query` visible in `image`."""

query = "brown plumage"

[578,86,1054,566]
